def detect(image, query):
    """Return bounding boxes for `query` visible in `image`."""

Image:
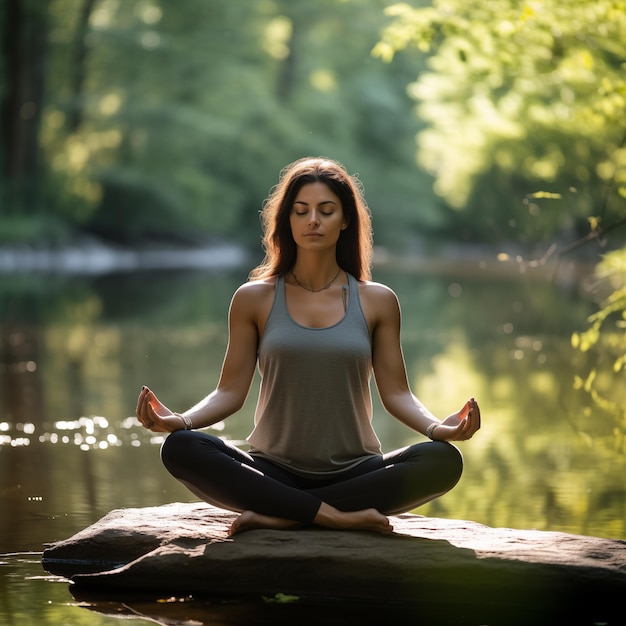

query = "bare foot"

[316,507,393,534]
[228,505,393,537]
[229,511,304,536]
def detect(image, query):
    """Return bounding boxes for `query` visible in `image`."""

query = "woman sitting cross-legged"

[135,156,481,536]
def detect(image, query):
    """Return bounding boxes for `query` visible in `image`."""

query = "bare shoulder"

[231,277,277,326]
[234,277,276,298]
[358,280,400,307]
[357,280,401,327]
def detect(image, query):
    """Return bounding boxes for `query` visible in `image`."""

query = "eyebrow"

[293,200,337,206]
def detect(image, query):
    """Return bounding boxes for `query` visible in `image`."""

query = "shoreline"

[0,237,602,292]
[0,238,250,275]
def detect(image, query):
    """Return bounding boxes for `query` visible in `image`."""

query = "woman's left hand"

[433,397,481,442]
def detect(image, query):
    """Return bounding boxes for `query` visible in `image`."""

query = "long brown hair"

[249,157,373,281]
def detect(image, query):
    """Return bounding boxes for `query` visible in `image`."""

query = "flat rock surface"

[42,502,626,624]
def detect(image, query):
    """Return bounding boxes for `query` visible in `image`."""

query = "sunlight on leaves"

[571,250,626,438]
[528,191,562,199]
[262,15,292,60]
[587,215,601,232]
[375,0,626,220]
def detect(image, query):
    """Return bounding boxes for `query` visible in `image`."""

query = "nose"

[308,211,320,227]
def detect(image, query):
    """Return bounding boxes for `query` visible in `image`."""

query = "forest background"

[1,0,625,422]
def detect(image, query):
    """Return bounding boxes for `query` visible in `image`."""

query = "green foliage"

[374,0,626,438]
[572,249,626,355]
[262,592,300,604]
[4,0,626,247]
[571,249,626,441]
[3,0,436,246]
[0,213,70,244]
[375,0,626,242]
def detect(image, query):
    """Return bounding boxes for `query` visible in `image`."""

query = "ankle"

[313,503,346,528]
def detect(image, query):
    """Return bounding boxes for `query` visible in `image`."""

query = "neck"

[290,265,342,292]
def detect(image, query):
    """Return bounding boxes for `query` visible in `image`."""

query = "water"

[1,259,625,624]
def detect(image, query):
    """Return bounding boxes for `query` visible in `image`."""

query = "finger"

[145,399,159,422]
[147,390,168,416]
[464,415,476,437]
[465,398,478,427]
[136,396,148,423]
[143,410,159,431]
[140,387,153,414]
[136,386,148,417]
[471,399,481,429]
[145,389,157,412]
[140,392,152,419]
[137,388,159,429]
[460,412,476,438]
[463,411,474,439]
[457,419,471,438]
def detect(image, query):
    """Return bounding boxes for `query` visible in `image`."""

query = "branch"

[557,215,626,258]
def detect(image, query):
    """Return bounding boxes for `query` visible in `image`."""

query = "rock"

[42,502,626,624]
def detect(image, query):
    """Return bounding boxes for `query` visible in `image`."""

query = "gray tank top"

[247,273,382,477]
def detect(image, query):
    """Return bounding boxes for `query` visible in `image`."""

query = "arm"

[366,283,480,442]
[136,282,264,432]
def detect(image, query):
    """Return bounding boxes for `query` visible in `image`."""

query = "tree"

[375,0,626,434]
[374,0,626,244]
[1,0,50,216]
[1,0,436,247]
[571,249,626,448]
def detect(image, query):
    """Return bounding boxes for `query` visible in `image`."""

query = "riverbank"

[0,235,603,290]
[0,236,251,275]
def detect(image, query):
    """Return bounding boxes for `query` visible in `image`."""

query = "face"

[289,182,348,251]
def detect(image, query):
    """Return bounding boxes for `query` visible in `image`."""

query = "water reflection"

[1,266,625,542]
[2,555,491,626]
[1,263,625,623]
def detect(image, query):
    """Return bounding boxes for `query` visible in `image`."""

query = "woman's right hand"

[136,386,184,433]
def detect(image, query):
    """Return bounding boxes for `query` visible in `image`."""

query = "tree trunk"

[66,0,97,133]
[0,0,50,213]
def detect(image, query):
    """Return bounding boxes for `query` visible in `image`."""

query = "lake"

[1,254,625,625]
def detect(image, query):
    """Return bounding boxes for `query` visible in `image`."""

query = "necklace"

[291,268,341,292]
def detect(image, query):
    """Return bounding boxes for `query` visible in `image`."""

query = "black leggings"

[160,430,463,524]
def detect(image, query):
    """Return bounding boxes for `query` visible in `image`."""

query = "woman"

[136,156,481,536]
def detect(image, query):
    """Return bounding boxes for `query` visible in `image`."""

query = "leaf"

[520,4,535,21]
[262,593,300,604]
[587,215,601,231]
[584,369,597,393]
[527,191,562,199]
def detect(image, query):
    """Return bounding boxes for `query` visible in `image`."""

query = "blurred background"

[1,1,625,624]
[2,0,624,253]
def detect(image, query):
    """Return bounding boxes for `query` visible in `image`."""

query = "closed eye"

[293,202,337,215]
